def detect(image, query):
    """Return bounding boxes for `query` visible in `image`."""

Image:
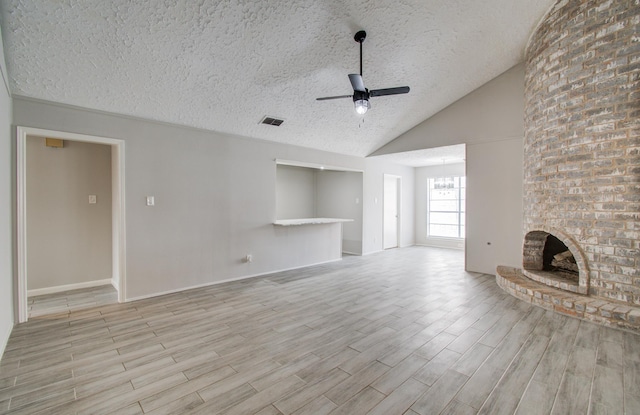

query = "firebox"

[522,230,589,295]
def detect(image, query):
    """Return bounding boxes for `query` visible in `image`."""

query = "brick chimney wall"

[524,0,639,305]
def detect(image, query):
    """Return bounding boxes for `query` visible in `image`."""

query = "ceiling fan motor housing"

[352,90,369,102]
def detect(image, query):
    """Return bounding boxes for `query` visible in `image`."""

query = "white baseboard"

[27,279,113,297]
[417,239,465,250]
[362,249,385,256]
[111,277,119,291]
[126,257,343,303]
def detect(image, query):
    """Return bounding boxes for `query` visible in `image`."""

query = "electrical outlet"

[88,195,97,204]
[146,196,155,206]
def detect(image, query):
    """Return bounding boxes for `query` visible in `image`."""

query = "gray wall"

[12,97,415,301]
[466,139,523,274]
[370,63,525,156]
[26,137,112,291]
[276,165,317,219]
[316,170,363,255]
[0,27,12,357]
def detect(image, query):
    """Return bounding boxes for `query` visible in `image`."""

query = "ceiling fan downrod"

[354,30,366,77]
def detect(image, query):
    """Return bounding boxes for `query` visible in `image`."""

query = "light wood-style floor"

[28,285,118,318]
[1,247,638,414]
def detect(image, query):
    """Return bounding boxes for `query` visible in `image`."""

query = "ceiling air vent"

[260,116,284,126]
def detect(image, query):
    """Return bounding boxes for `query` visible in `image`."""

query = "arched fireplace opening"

[522,230,588,295]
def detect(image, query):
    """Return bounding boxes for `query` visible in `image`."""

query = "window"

[427,176,465,238]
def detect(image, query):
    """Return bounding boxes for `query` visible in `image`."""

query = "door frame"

[383,174,401,249]
[16,126,126,323]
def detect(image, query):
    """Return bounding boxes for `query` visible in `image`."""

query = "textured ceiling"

[0,0,554,157]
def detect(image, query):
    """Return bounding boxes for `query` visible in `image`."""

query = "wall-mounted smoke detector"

[260,116,284,126]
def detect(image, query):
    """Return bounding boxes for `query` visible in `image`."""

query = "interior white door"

[383,175,399,249]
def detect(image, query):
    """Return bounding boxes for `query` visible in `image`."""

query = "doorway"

[16,127,126,323]
[383,174,401,249]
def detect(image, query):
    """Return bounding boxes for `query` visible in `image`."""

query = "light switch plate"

[88,195,97,204]
[146,196,155,206]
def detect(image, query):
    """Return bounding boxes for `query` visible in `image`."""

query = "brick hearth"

[497,266,640,333]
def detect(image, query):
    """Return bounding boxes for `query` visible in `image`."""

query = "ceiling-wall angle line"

[0,59,10,97]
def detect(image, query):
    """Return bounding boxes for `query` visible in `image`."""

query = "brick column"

[524,0,639,305]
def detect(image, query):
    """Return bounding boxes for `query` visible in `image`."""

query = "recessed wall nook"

[496,0,640,332]
[274,160,362,256]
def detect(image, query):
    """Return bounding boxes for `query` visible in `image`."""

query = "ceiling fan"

[316,30,410,115]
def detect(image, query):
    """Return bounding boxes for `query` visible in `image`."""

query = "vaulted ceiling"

[0,0,555,157]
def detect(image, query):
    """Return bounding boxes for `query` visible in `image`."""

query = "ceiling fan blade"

[369,86,410,97]
[316,94,353,101]
[348,74,366,92]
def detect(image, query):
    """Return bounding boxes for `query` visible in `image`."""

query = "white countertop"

[273,218,354,226]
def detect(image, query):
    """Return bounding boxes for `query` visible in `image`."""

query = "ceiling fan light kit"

[316,30,410,115]
[354,98,370,115]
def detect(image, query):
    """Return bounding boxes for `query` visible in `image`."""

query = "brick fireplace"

[496,0,640,332]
